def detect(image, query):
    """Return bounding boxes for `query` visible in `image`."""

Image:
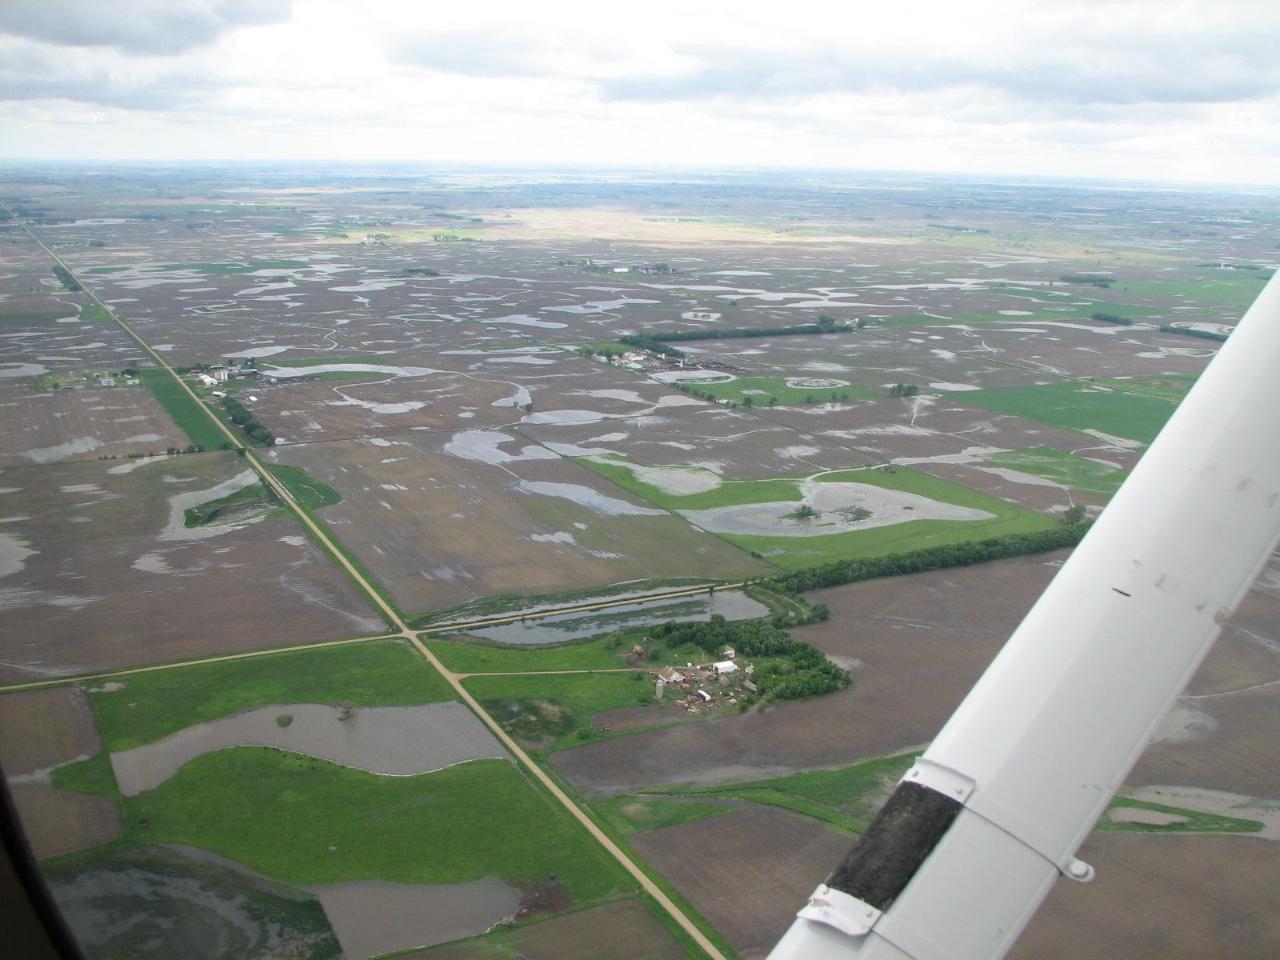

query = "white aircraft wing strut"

[770,272,1280,960]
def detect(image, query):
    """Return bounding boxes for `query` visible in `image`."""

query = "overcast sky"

[2,0,1279,185]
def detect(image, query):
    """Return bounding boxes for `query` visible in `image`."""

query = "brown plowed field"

[9,783,120,859]
[0,686,100,771]
[0,381,186,467]
[405,897,686,960]
[1,687,120,858]
[0,452,383,682]
[271,435,767,615]
[631,806,848,959]
[1012,835,1280,960]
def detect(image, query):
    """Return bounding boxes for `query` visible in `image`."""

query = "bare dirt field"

[408,897,687,960]
[0,685,100,770]
[0,687,120,858]
[0,451,383,682]
[0,380,186,467]
[1011,835,1280,960]
[7,782,120,859]
[631,806,848,959]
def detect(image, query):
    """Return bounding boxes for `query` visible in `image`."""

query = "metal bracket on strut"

[797,884,883,938]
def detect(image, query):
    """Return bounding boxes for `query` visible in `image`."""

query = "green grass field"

[1098,374,1197,402]
[1118,275,1269,308]
[0,304,78,326]
[428,621,718,675]
[136,368,228,450]
[641,752,919,834]
[428,635,633,674]
[183,481,273,527]
[86,640,450,751]
[120,750,630,900]
[597,795,732,835]
[986,448,1128,496]
[265,463,342,510]
[465,672,671,753]
[721,467,1060,571]
[953,381,1176,443]
[579,456,802,511]
[686,375,876,407]
[1096,796,1263,834]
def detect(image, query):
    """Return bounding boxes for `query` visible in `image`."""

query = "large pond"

[110,702,508,796]
[452,589,768,646]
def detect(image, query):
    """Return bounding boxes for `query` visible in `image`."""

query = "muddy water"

[680,481,993,538]
[158,469,262,542]
[111,702,508,796]
[308,877,520,959]
[458,589,768,646]
[0,531,36,577]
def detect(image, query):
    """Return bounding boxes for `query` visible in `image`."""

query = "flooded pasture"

[111,701,509,795]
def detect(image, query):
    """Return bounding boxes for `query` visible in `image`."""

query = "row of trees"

[1160,323,1229,342]
[52,265,81,291]
[618,334,684,357]
[1060,273,1114,288]
[1090,311,1132,325]
[222,395,274,446]
[887,383,920,397]
[631,315,854,346]
[762,523,1092,594]
[650,617,851,701]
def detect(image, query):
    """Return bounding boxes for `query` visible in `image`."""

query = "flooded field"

[309,877,520,959]
[4,166,1279,960]
[454,589,768,645]
[110,701,509,795]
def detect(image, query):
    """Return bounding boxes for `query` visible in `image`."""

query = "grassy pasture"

[85,640,450,751]
[1098,374,1197,402]
[642,752,918,834]
[135,368,228,450]
[952,381,1176,443]
[986,448,1128,496]
[1118,275,1269,307]
[466,672,665,753]
[265,463,341,510]
[120,751,630,900]
[580,456,802,512]
[427,634,632,674]
[722,467,1059,570]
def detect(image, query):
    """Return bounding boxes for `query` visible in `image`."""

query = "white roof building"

[713,660,738,676]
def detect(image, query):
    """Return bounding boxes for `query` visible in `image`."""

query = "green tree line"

[761,523,1091,594]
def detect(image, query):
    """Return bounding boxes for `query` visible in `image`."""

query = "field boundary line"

[0,632,399,695]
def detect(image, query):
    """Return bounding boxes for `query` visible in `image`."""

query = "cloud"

[0,38,224,110]
[392,30,547,78]
[597,28,1280,108]
[0,0,292,56]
